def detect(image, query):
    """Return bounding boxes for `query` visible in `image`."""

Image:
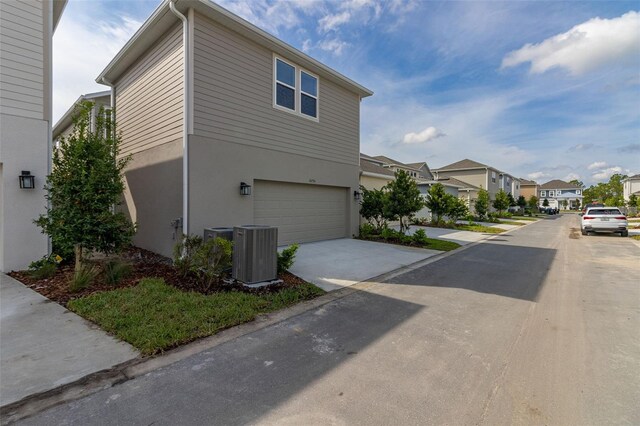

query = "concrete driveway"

[288,239,440,292]
[0,274,138,408]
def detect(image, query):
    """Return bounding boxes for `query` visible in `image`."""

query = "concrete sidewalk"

[0,274,138,408]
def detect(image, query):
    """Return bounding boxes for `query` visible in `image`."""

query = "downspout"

[169,1,190,237]
[100,76,116,214]
[47,0,53,255]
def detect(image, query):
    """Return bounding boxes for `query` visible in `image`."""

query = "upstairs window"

[274,56,319,120]
[541,191,546,197]
[576,189,581,195]
[491,171,496,183]
[549,190,555,197]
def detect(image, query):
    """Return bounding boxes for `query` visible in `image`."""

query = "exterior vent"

[204,227,233,242]
[232,225,277,284]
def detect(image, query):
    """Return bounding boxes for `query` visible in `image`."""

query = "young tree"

[507,192,517,207]
[474,188,490,220]
[359,186,390,232]
[561,199,568,209]
[517,195,527,210]
[575,198,581,209]
[424,183,450,225]
[36,102,135,270]
[385,170,424,233]
[492,189,510,215]
[543,198,549,207]
[447,196,469,223]
[528,195,539,210]
[629,194,638,209]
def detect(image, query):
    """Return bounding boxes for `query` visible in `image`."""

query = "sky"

[53,0,640,186]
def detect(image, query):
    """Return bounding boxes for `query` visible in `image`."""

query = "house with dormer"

[538,180,584,209]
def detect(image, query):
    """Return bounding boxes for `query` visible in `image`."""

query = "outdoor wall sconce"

[19,171,35,189]
[353,190,361,201]
[240,182,252,196]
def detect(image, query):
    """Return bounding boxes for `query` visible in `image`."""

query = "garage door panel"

[254,181,348,245]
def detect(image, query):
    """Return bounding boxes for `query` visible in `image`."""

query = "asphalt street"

[17,215,640,425]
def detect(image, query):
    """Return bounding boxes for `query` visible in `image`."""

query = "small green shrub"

[359,223,376,239]
[174,234,233,291]
[487,213,500,223]
[28,254,62,279]
[104,260,132,286]
[380,227,396,240]
[70,264,99,292]
[411,217,429,226]
[278,243,299,274]
[412,229,429,245]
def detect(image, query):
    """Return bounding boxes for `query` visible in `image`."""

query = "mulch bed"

[9,246,308,306]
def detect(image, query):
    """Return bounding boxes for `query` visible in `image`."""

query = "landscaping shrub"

[103,259,133,286]
[277,244,299,274]
[424,183,450,225]
[380,227,396,241]
[474,188,490,220]
[446,196,469,224]
[359,186,393,232]
[359,223,377,239]
[70,264,99,292]
[385,170,424,233]
[173,235,233,291]
[412,229,429,245]
[411,217,429,226]
[28,254,61,279]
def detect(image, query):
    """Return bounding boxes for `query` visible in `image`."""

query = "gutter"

[169,1,190,236]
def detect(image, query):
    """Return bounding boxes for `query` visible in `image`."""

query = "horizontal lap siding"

[0,0,44,119]
[115,24,183,156]
[193,13,360,166]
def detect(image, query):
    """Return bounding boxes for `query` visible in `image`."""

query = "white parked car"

[581,207,628,237]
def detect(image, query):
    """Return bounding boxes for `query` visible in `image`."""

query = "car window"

[587,208,622,215]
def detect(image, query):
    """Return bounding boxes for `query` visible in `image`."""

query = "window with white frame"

[541,190,546,197]
[576,189,581,195]
[556,189,561,195]
[549,190,555,197]
[274,56,318,120]
[491,171,496,183]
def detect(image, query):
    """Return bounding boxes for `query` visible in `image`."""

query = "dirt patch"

[569,228,581,239]
[9,246,307,306]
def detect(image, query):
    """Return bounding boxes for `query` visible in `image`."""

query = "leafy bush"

[70,264,99,292]
[359,223,377,239]
[474,188,490,220]
[380,227,396,240]
[425,183,450,225]
[28,254,62,279]
[411,217,429,226]
[446,197,469,224]
[487,213,500,223]
[359,186,393,232]
[104,260,133,286]
[278,244,299,274]
[174,235,233,291]
[412,229,429,245]
[492,189,510,215]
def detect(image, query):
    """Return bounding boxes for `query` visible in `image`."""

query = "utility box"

[204,227,233,242]
[232,225,278,284]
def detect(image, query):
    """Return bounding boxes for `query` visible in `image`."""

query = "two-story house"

[433,159,503,199]
[359,153,396,190]
[0,0,67,271]
[538,180,584,209]
[622,174,640,204]
[371,155,432,179]
[52,91,111,143]
[95,0,372,257]
[519,179,539,201]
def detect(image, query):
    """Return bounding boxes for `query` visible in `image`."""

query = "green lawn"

[495,220,525,226]
[455,224,504,234]
[510,216,539,221]
[68,278,325,355]
[420,238,460,251]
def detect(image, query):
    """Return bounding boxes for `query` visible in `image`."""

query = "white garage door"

[254,180,348,245]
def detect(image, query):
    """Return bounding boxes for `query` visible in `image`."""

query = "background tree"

[474,188,490,220]
[507,192,517,207]
[543,198,549,207]
[569,179,584,187]
[35,102,135,270]
[385,170,424,233]
[517,195,527,210]
[561,199,568,209]
[424,183,450,225]
[582,173,626,206]
[446,196,469,223]
[528,195,539,210]
[575,198,581,209]
[359,186,391,232]
[628,194,638,210]
[492,189,510,215]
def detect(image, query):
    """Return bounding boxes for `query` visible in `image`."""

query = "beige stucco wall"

[520,185,538,200]
[360,174,392,190]
[187,135,360,242]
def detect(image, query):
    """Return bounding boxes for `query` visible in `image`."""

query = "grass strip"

[421,238,460,251]
[455,224,504,234]
[68,278,324,355]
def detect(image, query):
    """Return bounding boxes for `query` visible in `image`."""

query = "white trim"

[541,190,546,197]
[273,54,319,122]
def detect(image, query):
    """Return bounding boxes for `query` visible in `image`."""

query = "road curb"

[2,218,541,424]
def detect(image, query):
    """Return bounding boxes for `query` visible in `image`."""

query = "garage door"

[254,181,348,245]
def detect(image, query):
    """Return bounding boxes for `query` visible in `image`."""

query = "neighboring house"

[538,180,584,209]
[52,91,111,143]
[0,0,67,271]
[622,174,640,203]
[95,0,372,257]
[500,173,520,199]
[359,154,395,190]
[433,159,504,199]
[372,155,431,179]
[519,178,539,200]
[414,179,463,220]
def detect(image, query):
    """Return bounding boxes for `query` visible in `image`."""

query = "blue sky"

[53,0,640,185]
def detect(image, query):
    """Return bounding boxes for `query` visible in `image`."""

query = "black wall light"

[19,171,35,189]
[240,182,252,196]
[353,190,361,201]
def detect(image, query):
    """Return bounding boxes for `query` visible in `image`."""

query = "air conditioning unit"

[204,227,233,242]
[232,225,277,284]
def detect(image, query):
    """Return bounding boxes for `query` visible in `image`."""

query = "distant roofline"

[52,91,111,139]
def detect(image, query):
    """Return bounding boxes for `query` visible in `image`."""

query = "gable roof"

[372,155,423,172]
[624,173,640,180]
[52,91,111,140]
[360,153,384,165]
[360,159,396,177]
[96,0,372,98]
[519,178,538,186]
[406,162,426,169]
[434,158,493,172]
[436,177,480,190]
[539,179,582,190]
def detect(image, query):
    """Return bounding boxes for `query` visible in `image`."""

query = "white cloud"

[318,11,351,32]
[528,171,551,180]
[592,166,623,181]
[317,38,350,55]
[301,39,313,52]
[53,14,142,122]
[402,127,445,144]
[587,161,607,170]
[563,173,581,182]
[567,143,594,152]
[501,11,640,75]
